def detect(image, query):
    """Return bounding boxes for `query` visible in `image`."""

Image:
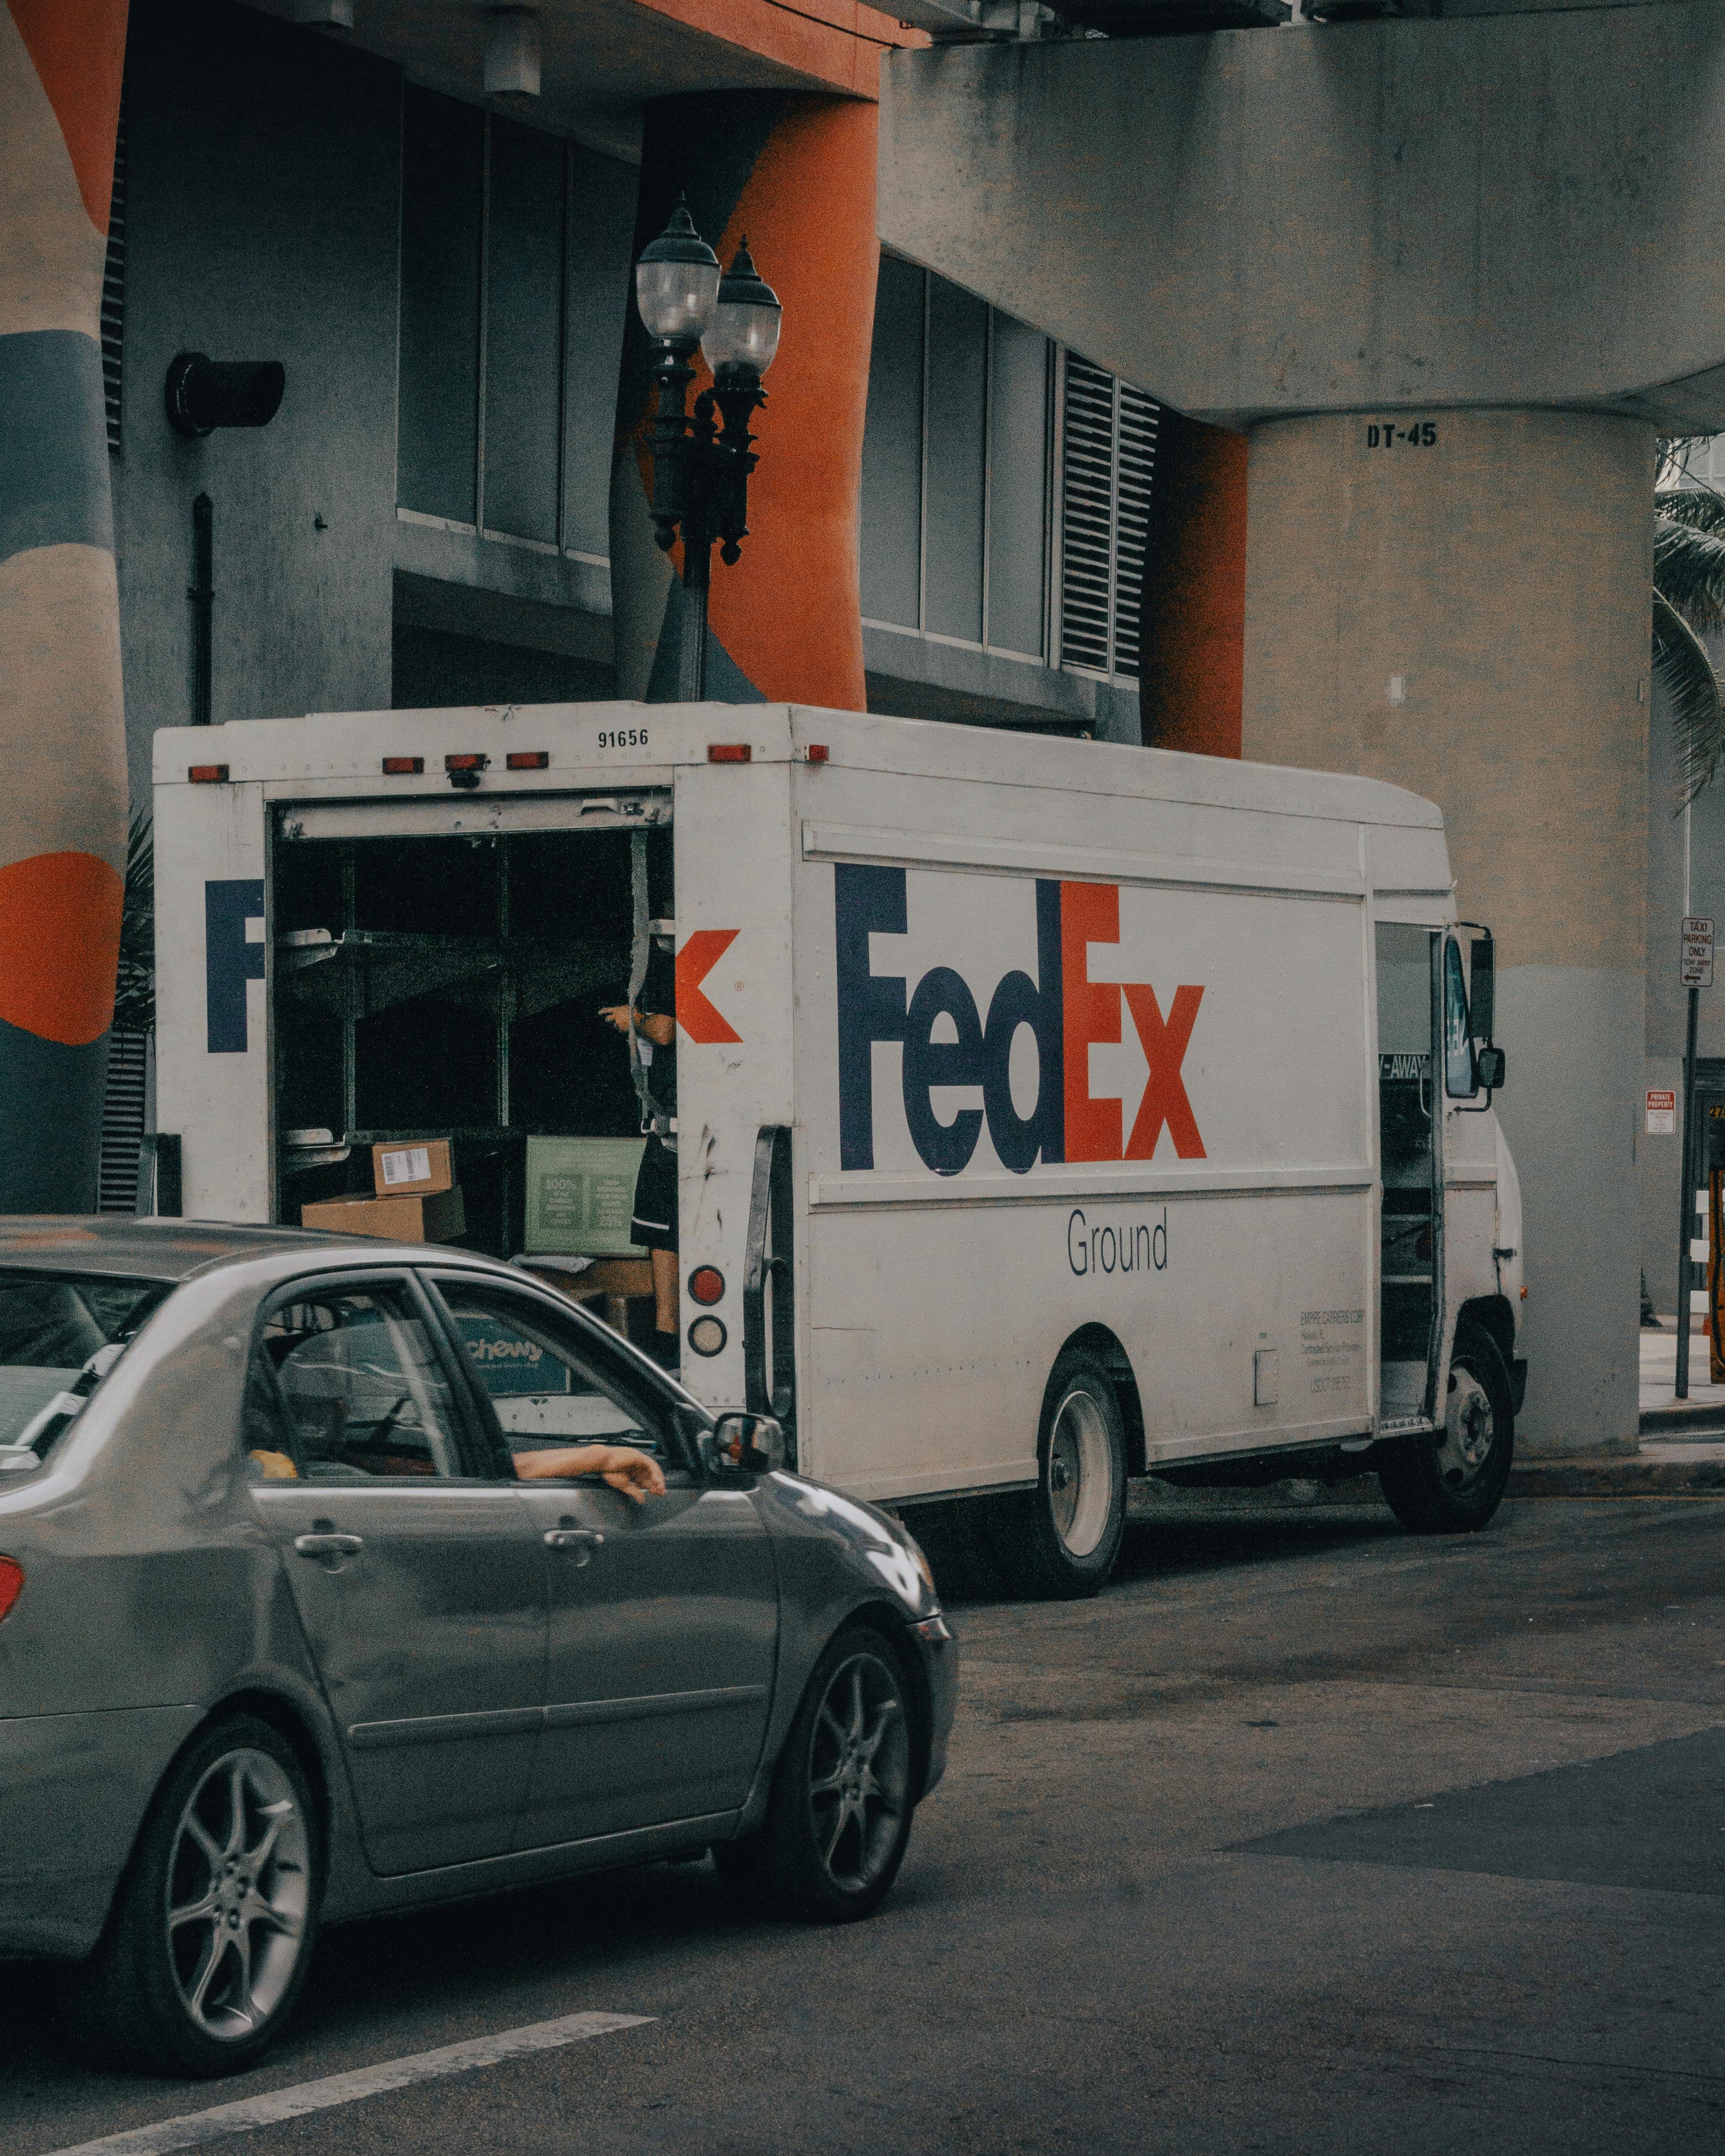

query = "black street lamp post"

[635,201,783,701]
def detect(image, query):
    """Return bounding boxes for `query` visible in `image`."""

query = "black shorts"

[631,1139,677,1253]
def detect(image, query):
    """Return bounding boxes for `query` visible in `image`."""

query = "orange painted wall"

[703,97,877,712]
[1138,410,1248,759]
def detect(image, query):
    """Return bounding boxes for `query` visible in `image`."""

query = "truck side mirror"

[1476,1044,1506,1090]
[707,1412,786,1477]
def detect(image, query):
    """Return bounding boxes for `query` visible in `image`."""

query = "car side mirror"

[708,1412,786,1477]
[1476,1044,1506,1091]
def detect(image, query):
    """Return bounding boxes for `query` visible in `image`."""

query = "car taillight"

[689,1266,724,1306]
[0,1558,22,1623]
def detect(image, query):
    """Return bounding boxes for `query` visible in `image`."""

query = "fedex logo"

[835,865,1205,1176]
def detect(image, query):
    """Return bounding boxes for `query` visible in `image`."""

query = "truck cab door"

[1374,924,1443,1426]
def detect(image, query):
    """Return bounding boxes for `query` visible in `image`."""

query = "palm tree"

[113,810,154,1036]
[1654,437,1725,800]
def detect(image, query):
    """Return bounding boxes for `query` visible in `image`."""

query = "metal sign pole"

[1677,981,1701,1400]
[1676,916,1714,1400]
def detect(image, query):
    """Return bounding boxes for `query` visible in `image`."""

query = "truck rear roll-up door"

[276,793,671,842]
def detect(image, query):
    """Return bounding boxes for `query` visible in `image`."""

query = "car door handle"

[544,1527,604,1564]
[293,1532,364,1559]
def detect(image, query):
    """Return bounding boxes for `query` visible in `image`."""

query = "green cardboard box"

[523,1136,647,1258]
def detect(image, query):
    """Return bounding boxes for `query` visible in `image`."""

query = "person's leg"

[651,1246,678,1347]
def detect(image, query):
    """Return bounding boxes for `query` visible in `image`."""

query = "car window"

[247,1282,464,1483]
[0,1270,171,1466]
[431,1279,674,1472]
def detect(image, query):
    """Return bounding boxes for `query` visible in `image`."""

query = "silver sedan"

[0,1221,954,2076]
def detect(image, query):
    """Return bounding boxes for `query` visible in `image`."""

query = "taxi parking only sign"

[1683,917,1715,988]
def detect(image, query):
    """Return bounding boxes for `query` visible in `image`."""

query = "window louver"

[99,1031,149,1213]
[1060,357,1158,680]
[102,93,126,454]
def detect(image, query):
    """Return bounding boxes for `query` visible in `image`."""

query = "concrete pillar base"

[1242,408,1653,1456]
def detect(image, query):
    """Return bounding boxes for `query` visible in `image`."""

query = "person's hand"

[593,1444,667,1503]
[599,1003,635,1035]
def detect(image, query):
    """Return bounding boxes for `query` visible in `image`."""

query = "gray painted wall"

[114,1,401,808]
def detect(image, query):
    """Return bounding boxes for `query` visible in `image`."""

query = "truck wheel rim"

[166,1747,310,2042]
[1437,1366,1496,1489]
[807,1651,910,1893]
[1048,1386,1112,1557]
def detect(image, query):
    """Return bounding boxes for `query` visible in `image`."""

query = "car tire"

[66,1714,320,2077]
[1378,1323,1515,1534]
[992,1347,1128,1599]
[715,1625,917,1925]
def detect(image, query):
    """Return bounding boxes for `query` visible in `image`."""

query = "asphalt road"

[8,1491,1725,2155]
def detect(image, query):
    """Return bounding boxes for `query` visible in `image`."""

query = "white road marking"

[41,2010,654,2156]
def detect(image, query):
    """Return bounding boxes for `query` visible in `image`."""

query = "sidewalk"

[1638,1319,1725,1434]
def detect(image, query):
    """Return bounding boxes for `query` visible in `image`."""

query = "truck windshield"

[0,1271,173,1469]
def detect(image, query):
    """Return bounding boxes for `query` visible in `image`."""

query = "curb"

[1508,1458,1725,1497]
[1640,1405,1725,1437]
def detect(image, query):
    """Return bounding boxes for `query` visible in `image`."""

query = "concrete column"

[611,90,878,708]
[0,0,131,1209]
[1242,408,1653,1455]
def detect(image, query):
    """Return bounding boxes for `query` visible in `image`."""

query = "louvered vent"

[102,93,127,454]
[1059,357,1158,680]
[99,1032,149,1214]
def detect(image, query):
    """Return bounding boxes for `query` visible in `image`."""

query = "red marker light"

[689,1266,725,1307]
[444,753,488,771]
[0,1558,21,1624]
[188,764,228,784]
[382,755,424,775]
[707,743,751,763]
[806,744,829,764]
[506,751,549,771]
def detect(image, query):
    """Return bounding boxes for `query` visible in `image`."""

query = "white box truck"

[154,702,1526,1596]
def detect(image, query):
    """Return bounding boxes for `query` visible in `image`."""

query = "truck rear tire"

[1378,1323,1515,1534]
[994,1347,1127,1599]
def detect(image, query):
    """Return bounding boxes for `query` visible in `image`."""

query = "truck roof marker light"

[707,743,751,763]
[0,1557,21,1623]
[382,756,423,775]
[806,744,828,763]
[506,751,549,771]
[445,753,489,792]
[689,1265,724,1306]
[188,764,228,783]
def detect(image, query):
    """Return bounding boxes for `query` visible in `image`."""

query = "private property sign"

[1683,917,1715,987]
[1647,1088,1677,1135]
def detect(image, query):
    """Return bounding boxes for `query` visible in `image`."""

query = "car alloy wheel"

[166,1746,311,2043]
[67,1713,321,2076]
[806,1648,912,1897]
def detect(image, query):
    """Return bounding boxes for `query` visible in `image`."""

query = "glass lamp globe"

[635,200,721,344]
[701,242,782,380]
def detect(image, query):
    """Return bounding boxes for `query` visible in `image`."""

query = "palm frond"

[1656,484,1725,536]
[1655,516,1725,637]
[113,810,154,1035]
[1653,588,1725,804]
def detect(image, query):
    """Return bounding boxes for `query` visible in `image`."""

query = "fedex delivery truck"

[154,702,1526,1597]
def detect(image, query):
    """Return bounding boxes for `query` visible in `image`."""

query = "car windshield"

[0,1271,173,1468]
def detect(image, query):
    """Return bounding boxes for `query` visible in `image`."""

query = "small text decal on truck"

[835,866,1205,1175]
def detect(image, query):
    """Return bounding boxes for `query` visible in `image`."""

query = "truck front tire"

[1378,1322,1515,1534]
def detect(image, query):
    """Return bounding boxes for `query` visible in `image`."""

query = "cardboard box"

[302,1185,466,1243]
[522,1135,647,1257]
[372,1138,454,1197]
